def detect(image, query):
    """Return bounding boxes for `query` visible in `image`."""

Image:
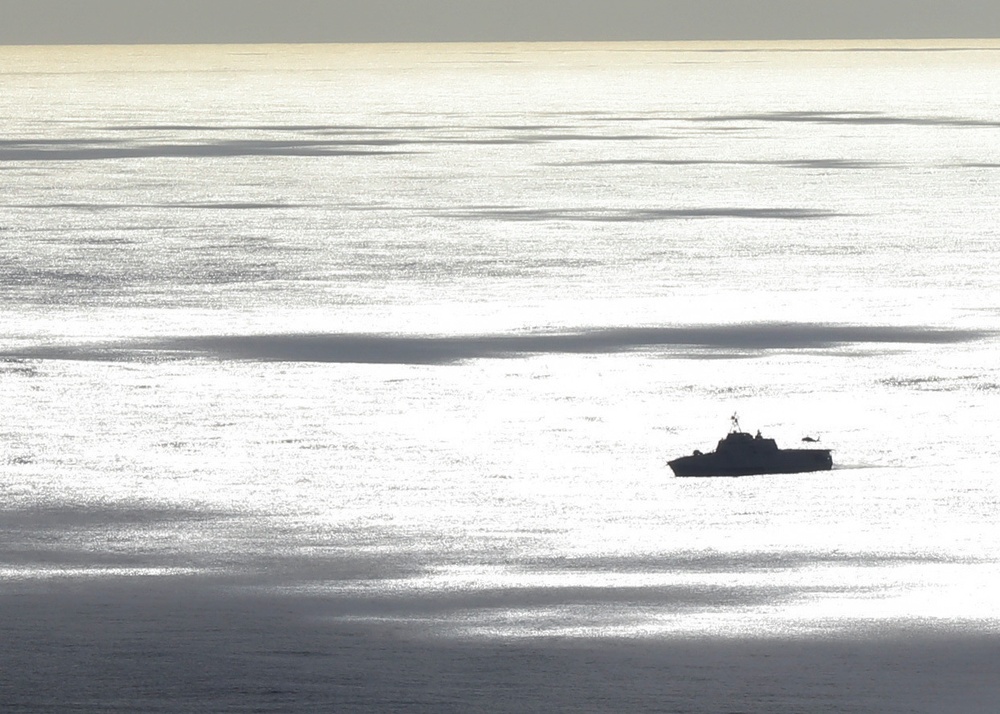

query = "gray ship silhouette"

[669,415,833,477]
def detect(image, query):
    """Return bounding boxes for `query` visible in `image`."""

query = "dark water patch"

[0,359,40,377]
[0,502,996,711]
[0,504,224,530]
[158,325,989,363]
[486,123,569,131]
[693,110,1000,129]
[559,158,889,169]
[881,374,1000,392]
[0,501,434,586]
[507,132,661,143]
[2,324,987,366]
[539,110,662,119]
[0,504,232,569]
[389,255,595,280]
[0,131,668,161]
[101,123,425,133]
[420,132,663,146]
[430,136,547,146]
[522,550,977,576]
[0,137,120,147]
[0,138,418,162]
[0,260,288,301]
[2,201,308,210]
[0,564,998,712]
[78,236,136,245]
[777,158,889,169]
[692,46,1000,54]
[881,375,954,390]
[327,584,798,618]
[166,201,305,210]
[442,206,842,222]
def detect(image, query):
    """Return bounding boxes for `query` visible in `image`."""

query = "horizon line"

[3,37,1000,50]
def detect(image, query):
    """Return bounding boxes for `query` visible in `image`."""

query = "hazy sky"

[2,0,1000,44]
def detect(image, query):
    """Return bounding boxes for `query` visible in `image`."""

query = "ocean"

[2,41,1000,712]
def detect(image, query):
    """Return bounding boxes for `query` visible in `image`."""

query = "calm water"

[2,41,1000,712]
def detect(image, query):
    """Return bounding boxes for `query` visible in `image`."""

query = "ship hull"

[668,448,833,477]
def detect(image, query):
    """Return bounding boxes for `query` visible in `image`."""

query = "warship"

[669,416,833,477]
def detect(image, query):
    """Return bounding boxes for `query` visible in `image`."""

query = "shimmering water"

[2,41,1000,712]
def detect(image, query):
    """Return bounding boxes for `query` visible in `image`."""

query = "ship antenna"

[731,412,741,433]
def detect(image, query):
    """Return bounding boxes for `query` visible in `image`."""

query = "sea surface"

[2,41,1000,712]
